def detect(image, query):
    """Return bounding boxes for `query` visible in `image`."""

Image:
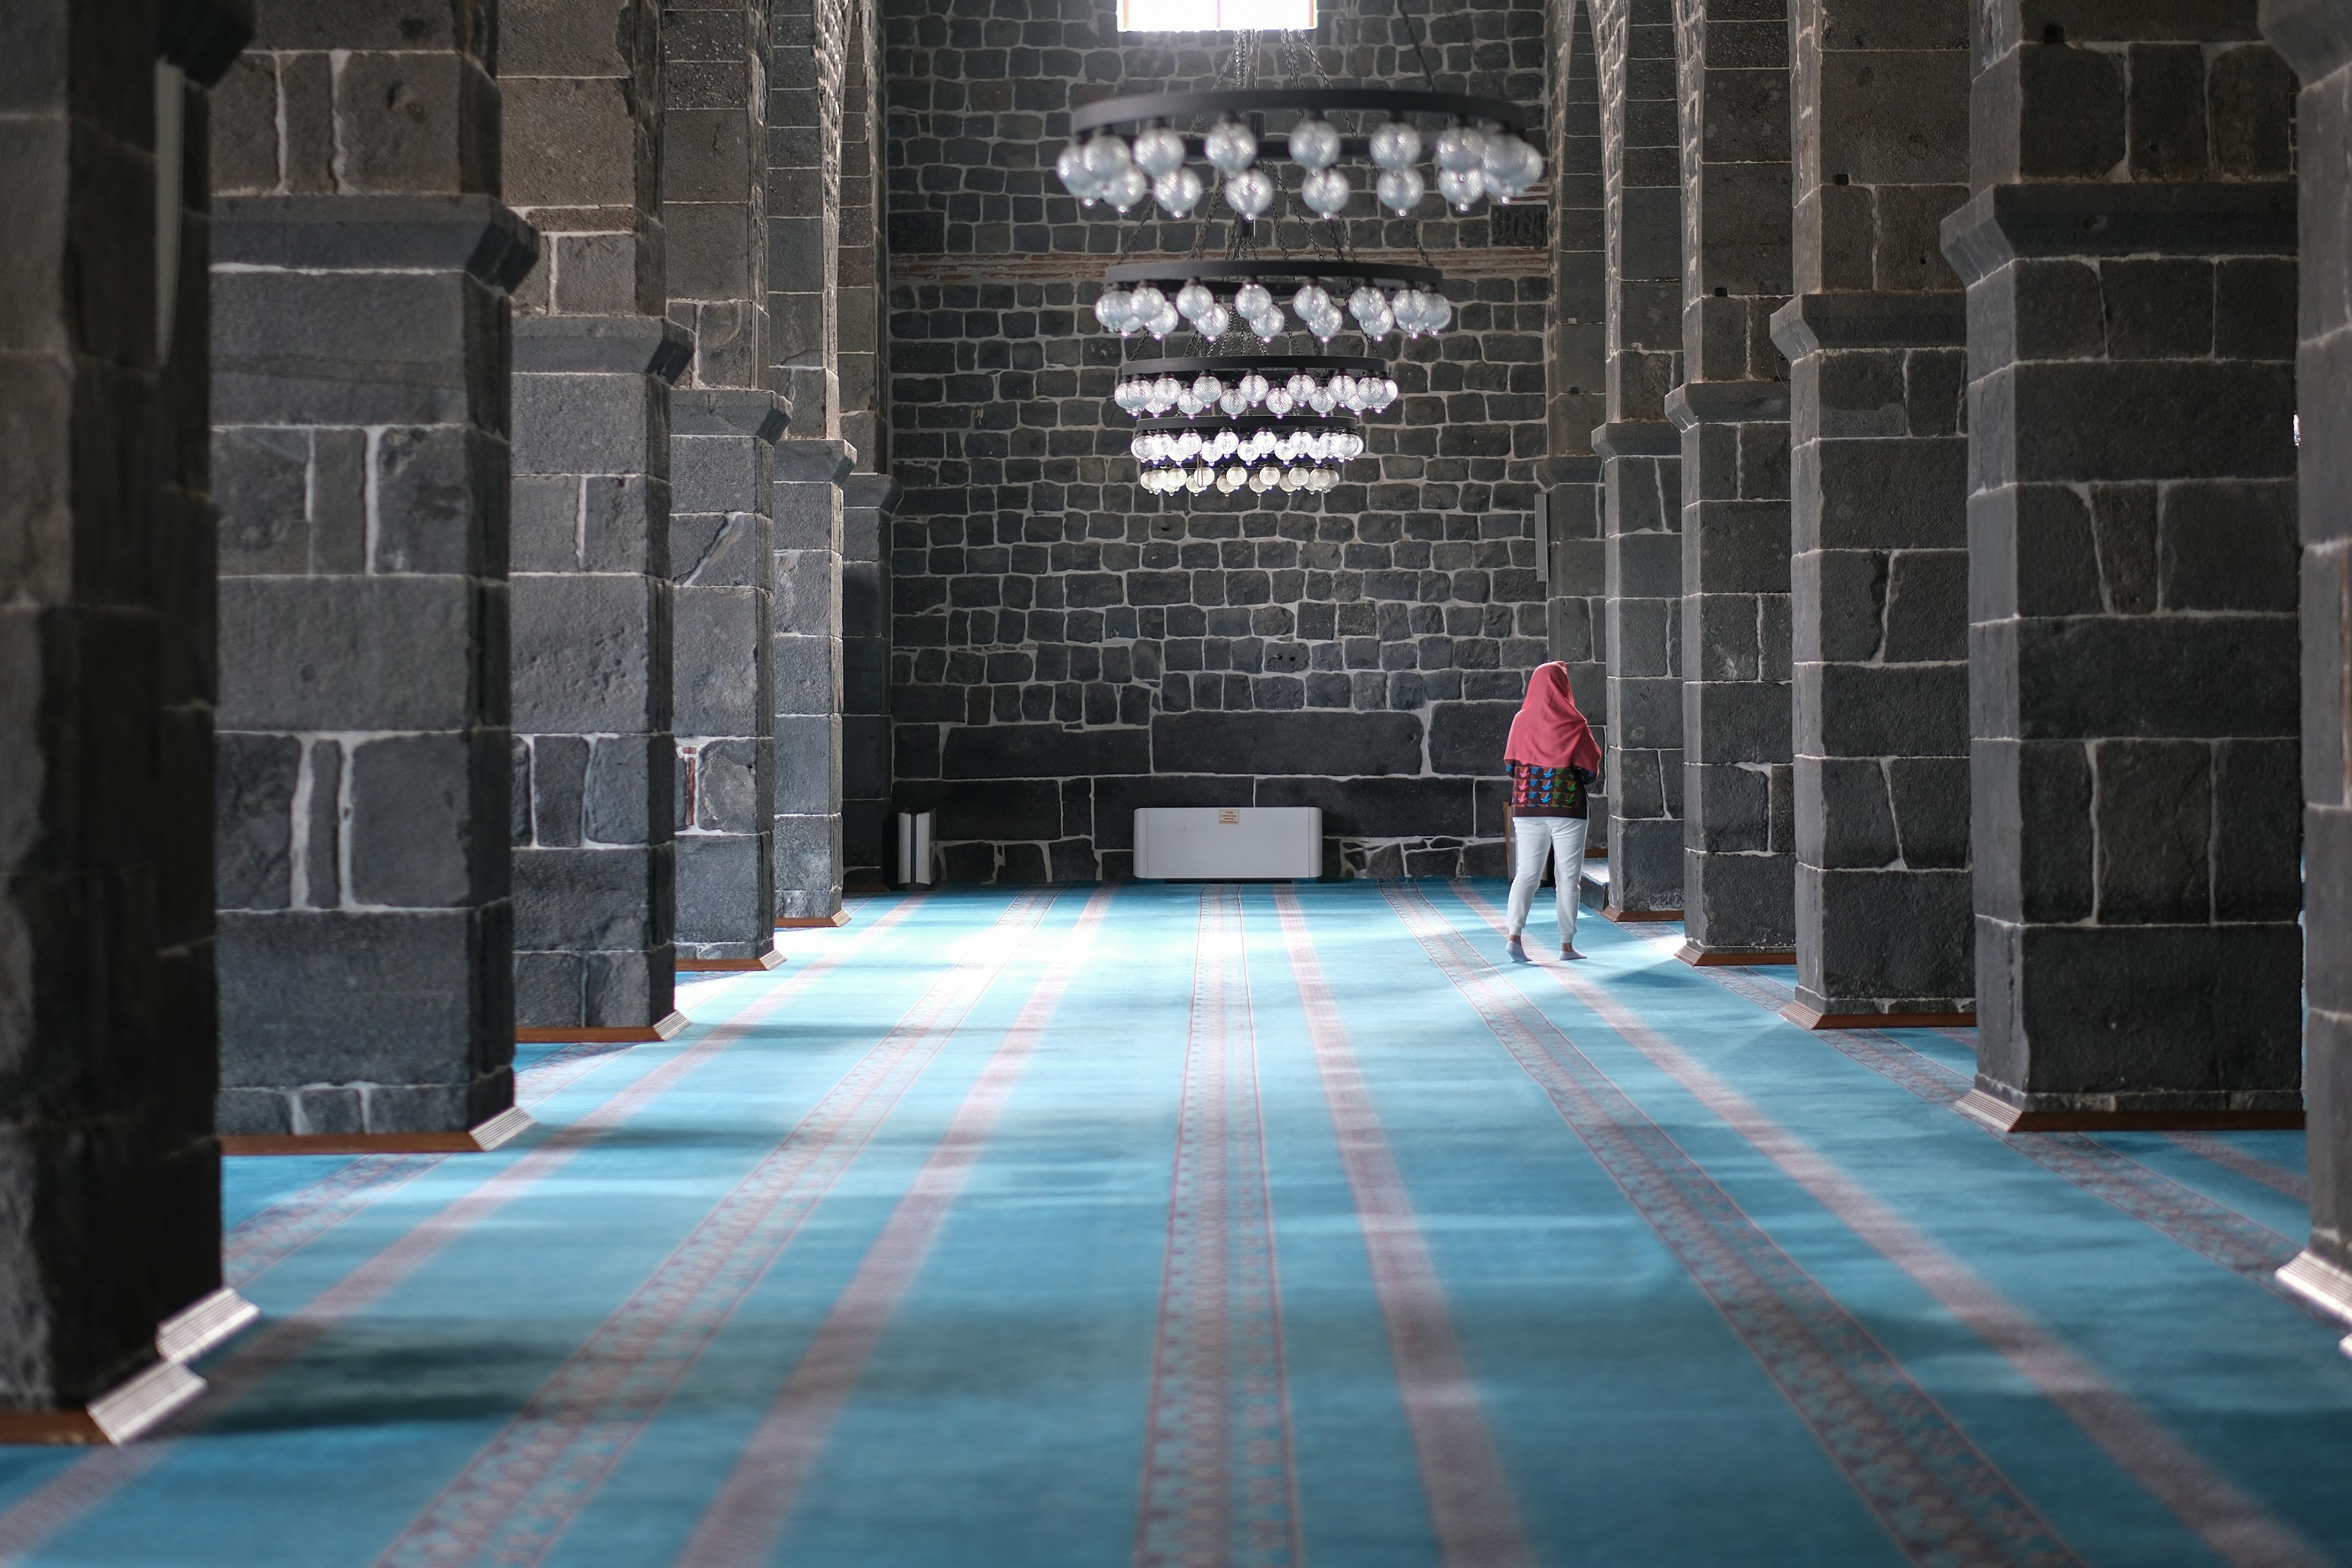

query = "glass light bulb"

[1194,374,1223,402]
[1081,133,1133,179]
[1220,389,1249,417]
[1438,165,1485,211]
[1309,386,1336,415]
[1235,282,1274,317]
[1204,118,1258,175]
[1058,145,1102,200]
[1219,466,1246,493]
[1265,388,1294,417]
[1148,304,1180,337]
[1248,309,1285,341]
[1300,167,1350,217]
[1370,121,1423,171]
[1377,167,1425,217]
[1241,373,1270,405]
[1095,288,1132,332]
[1177,282,1215,321]
[1251,466,1278,492]
[1195,303,1231,341]
[1132,124,1186,178]
[1187,467,1215,493]
[1434,125,1487,173]
[1282,467,1306,492]
[1224,167,1275,219]
[1103,164,1150,212]
[1292,284,1332,318]
[1424,294,1452,331]
[1289,116,1342,172]
[1176,431,1202,459]
[1153,168,1204,217]
[1177,390,1205,417]
[1347,286,1386,327]
[1129,285,1166,319]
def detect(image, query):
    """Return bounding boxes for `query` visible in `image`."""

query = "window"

[1118,0,1315,30]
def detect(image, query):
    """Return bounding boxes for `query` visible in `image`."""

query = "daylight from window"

[1118,0,1315,30]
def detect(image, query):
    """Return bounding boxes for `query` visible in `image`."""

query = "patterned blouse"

[1510,760,1592,819]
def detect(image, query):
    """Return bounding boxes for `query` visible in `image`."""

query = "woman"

[1502,661,1601,963]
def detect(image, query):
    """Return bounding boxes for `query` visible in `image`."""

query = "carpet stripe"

[1427,885,2331,1568]
[1642,931,2315,1208]
[1269,888,1535,1568]
[1379,884,2079,1568]
[0,896,929,1567]
[1578,910,2315,1306]
[666,885,1117,1568]
[373,889,1061,1568]
[1131,886,1301,1568]
[222,1039,649,1290]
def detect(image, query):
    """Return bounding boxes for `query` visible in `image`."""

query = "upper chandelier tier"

[1093,260,1450,345]
[1055,87,1544,221]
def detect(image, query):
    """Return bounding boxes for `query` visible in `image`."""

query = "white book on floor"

[1133,807,1321,880]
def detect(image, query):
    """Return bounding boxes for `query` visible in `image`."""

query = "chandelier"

[1115,353,1396,420]
[1093,260,1451,345]
[1055,88,1543,220]
[1123,352,1387,497]
[1134,417,1365,496]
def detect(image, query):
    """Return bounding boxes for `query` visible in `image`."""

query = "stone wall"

[881,0,1552,881]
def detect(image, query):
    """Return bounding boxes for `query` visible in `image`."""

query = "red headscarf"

[1506,662,1601,773]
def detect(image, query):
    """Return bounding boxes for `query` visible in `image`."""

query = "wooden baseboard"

[1676,942,1796,967]
[1781,1000,1975,1031]
[1602,904,1682,923]
[1956,1087,2305,1134]
[516,1011,688,1044]
[221,1105,534,1157]
[0,1357,205,1446]
[2278,1251,2352,1329]
[776,910,852,929]
[678,951,785,971]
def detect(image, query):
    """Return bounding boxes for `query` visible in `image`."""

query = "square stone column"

[673,390,784,962]
[1670,0,1795,959]
[774,439,853,921]
[211,2,535,1145]
[0,0,252,1438]
[1773,0,1974,1027]
[1590,0,1688,918]
[843,472,903,888]
[504,0,686,1038]
[2265,0,2352,1330]
[1945,8,2302,1129]
[511,317,689,1033]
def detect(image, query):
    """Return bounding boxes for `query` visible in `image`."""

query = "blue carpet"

[2,882,2346,1566]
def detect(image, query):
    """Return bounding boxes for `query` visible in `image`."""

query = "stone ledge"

[156,1288,258,1365]
[1589,421,1679,459]
[1940,181,2298,285]
[215,194,540,292]
[2278,1249,2352,1329]
[844,473,904,514]
[1665,380,1790,431]
[1954,1086,2303,1133]
[2261,0,2352,82]
[220,1106,534,1156]
[0,1359,205,1447]
[673,388,788,442]
[775,438,857,484]
[514,314,692,383]
[1770,290,1966,358]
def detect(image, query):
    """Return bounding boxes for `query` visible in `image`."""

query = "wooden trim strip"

[775,910,851,929]
[221,1108,536,1158]
[516,1011,690,1044]
[1676,941,1795,967]
[1600,903,1681,923]
[679,951,786,971]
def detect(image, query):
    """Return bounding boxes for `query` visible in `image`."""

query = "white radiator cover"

[1132,807,1322,880]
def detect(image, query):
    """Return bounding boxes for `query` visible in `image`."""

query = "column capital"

[1664,379,1789,432]
[1589,420,1679,459]
[514,315,692,383]
[1940,181,2297,286]
[1768,291,1966,360]
[774,437,856,484]
[2260,0,2352,83]
[215,194,540,293]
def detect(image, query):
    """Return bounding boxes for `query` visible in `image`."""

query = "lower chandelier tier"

[1133,414,1365,497]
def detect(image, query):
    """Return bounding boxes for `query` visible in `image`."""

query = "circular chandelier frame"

[1104,260,1442,290]
[1119,353,1387,379]
[1072,88,1536,137]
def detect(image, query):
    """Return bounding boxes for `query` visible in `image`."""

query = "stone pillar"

[774,439,853,920]
[0,0,254,1439]
[505,0,687,1039]
[767,0,853,923]
[666,1,782,967]
[1944,5,2302,1129]
[1770,0,1973,1028]
[1592,0,1687,918]
[1546,0,1610,846]
[2266,0,2352,1331]
[1669,0,1795,960]
[211,7,533,1144]
[843,472,902,888]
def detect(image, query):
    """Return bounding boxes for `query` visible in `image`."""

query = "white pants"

[1507,815,1588,945]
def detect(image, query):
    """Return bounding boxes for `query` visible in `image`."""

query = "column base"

[516,1011,688,1044]
[0,1359,205,1446]
[157,1288,260,1364]
[1782,1000,1975,1030]
[221,1106,534,1156]
[777,910,851,929]
[678,951,785,972]
[1678,942,1795,966]
[1955,1088,2303,1134]
[2278,1251,2352,1330]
